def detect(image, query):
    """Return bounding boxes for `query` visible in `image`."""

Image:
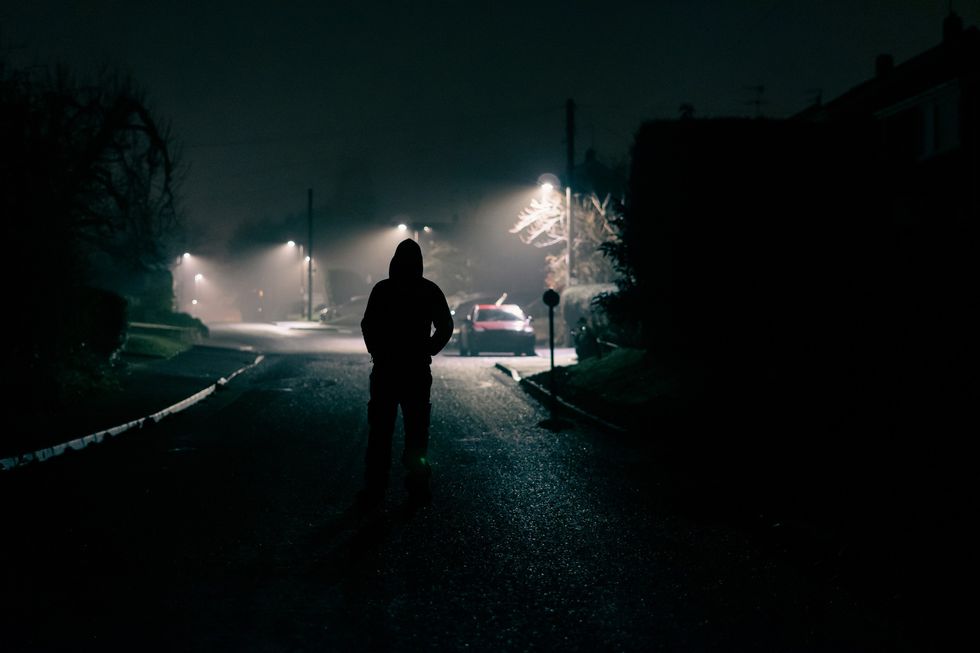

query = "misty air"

[1,2,976,651]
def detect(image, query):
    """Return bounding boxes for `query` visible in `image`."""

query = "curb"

[275,322,337,331]
[493,362,627,434]
[0,354,265,473]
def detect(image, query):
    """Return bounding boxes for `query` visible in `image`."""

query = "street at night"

[1,326,896,651]
[3,2,977,650]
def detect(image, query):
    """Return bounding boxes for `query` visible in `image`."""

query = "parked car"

[458,304,536,356]
[319,295,369,325]
[449,294,501,344]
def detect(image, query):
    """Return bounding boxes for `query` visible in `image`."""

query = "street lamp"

[565,182,572,289]
[540,175,572,289]
[395,222,430,242]
[192,272,203,308]
[287,241,306,313]
[176,253,201,312]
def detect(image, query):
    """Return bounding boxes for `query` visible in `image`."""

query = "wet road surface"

[0,324,895,651]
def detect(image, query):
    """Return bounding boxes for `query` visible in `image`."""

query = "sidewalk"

[273,320,335,331]
[1,345,262,462]
[494,347,578,380]
[494,348,637,433]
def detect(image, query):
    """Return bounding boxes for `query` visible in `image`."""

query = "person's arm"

[428,286,454,356]
[360,285,381,356]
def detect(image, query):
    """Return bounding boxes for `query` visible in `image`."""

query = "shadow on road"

[307,499,428,589]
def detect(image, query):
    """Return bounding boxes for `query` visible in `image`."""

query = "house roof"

[794,16,980,122]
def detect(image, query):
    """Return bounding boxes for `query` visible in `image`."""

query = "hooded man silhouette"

[358,238,453,505]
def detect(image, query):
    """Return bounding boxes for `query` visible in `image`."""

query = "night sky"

[3,1,977,249]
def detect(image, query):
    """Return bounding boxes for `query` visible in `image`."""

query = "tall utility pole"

[565,98,575,289]
[307,188,313,320]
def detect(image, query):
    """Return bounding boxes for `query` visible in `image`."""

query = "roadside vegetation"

[516,117,972,642]
[1,56,189,439]
[528,348,676,432]
[121,333,191,360]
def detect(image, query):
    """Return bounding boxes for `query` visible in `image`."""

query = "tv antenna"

[743,85,768,117]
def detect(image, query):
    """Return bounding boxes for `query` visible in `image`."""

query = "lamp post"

[539,178,572,289]
[307,188,313,321]
[177,252,192,311]
[287,241,305,312]
[565,184,572,290]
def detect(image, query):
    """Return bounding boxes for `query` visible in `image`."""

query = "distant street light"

[283,241,306,313]
[182,252,191,260]
[540,182,554,193]
[192,272,204,311]
[395,222,431,242]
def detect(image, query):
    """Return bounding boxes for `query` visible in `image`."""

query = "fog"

[178,183,554,323]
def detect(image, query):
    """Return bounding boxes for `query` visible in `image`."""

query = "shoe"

[405,477,432,504]
[404,456,432,502]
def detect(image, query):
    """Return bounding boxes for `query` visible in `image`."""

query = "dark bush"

[75,287,128,358]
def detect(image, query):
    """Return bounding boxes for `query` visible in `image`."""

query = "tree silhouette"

[2,59,183,409]
[510,190,619,290]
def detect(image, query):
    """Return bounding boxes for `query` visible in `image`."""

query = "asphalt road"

[0,324,898,652]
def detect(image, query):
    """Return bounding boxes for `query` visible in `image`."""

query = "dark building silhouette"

[794,11,980,226]
[623,117,865,393]
[620,12,978,411]
[792,12,980,412]
[609,20,978,591]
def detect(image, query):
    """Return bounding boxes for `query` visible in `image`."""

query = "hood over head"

[389,238,423,280]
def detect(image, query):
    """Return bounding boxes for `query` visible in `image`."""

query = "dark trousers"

[363,362,432,491]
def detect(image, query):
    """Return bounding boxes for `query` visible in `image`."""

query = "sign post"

[541,288,561,419]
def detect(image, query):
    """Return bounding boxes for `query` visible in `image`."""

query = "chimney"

[875,54,894,78]
[943,11,964,42]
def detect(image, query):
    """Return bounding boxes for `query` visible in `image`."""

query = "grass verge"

[527,348,679,430]
[121,333,190,359]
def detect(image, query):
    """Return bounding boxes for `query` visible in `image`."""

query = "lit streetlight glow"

[423,225,432,233]
[182,252,191,260]
[397,223,408,232]
[541,182,554,193]
[194,273,204,281]
[287,240,296,248]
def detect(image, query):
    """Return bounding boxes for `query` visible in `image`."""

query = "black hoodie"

[360,239,453,364]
